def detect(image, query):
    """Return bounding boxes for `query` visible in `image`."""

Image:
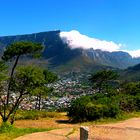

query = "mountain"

[82,49,136,69]
[119,63,140,82]
[0,30,140,74]
[127,63,140,71]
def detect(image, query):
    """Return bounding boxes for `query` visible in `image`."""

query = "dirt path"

[14,117,140,140]
[15,128,77,140]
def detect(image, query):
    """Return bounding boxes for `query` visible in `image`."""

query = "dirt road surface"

[14,117,140,140]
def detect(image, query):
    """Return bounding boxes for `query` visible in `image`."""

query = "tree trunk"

[38,94,41,110]
[7,55,20,105]
[2,117,8,123]
[35,96,38,110]
[6,93,23,123]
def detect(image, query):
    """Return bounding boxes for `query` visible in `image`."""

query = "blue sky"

[0,0,140,51]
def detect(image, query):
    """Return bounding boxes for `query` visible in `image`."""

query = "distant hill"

[0,30,140,74]
[120,63,140,82]
[127,63,140,71]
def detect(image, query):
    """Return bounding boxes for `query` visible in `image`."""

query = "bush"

[103,103,120,118]
[68,80,140,122]
[119,95,138,112]
[135,94,140,110]
[85,103,104,120]
[122,82,140,95]
[68,95,120,122]
[68,96,91,121]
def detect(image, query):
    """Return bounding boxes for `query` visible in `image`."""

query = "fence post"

[80,126,89,140]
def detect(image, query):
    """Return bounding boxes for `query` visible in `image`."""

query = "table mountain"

[0,30,140,73]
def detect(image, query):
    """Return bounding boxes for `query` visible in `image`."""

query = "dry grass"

[14,112,76,129]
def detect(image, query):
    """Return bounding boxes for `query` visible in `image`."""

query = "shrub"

[68,96,91,121]
[122,82,140,95]
[119,95,138,112]
[68,95,120,122]
[103,103,120,118]
[85,103,104,120]
[135,94,140,110]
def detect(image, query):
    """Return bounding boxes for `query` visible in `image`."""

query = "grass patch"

[0,122,53,140]
[81,111,140,126]
[15,110,61,120]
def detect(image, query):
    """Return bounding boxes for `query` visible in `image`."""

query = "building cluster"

[9,73,94,111]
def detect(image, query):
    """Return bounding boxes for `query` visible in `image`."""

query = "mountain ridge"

[0,30,140,73]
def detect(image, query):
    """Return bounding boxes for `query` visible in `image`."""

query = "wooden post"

[80,126,89,140]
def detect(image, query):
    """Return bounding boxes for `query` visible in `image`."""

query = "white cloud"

[125,50,140,58]
[60,30,121,52]
[60,30,140,58]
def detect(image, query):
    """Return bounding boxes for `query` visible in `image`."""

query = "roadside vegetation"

[68,70,140,122]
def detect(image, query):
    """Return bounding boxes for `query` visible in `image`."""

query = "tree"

[33,87,52,110]
[8,66,56,123]
[0,41,43,124]
[2,41,43,105]
[32,69,57,110]
[89,70,118,93]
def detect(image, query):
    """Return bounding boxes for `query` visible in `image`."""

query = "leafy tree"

[0,41,43,124]
[33,87,52,110]
[2,41,43,105]
[89,70,118,93]
[0,65,56,124]
[32,69,57,110]
[12,66,56,115]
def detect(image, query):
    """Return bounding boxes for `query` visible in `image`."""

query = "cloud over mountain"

[125,50,140,58]
[60,30,140,58]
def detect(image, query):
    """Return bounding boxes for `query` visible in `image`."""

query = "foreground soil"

[14,115,140,140]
